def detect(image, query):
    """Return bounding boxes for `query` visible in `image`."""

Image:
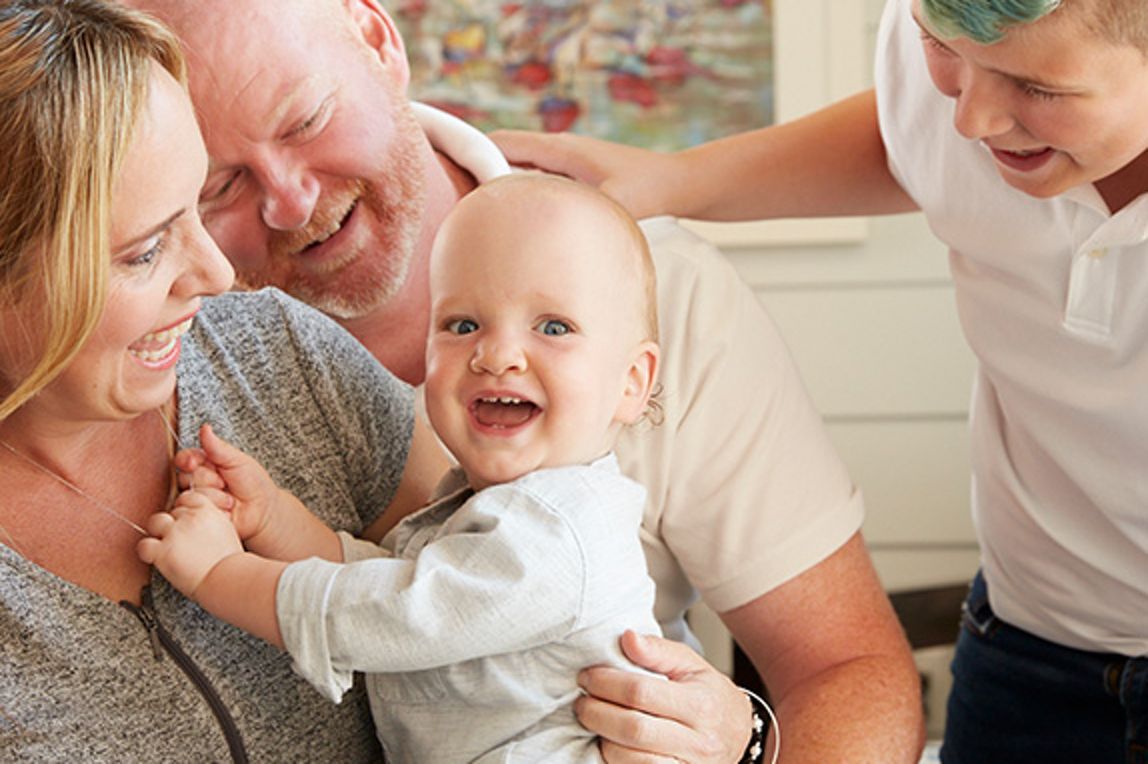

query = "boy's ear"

[344,0,410,81]
[615,341,660,425]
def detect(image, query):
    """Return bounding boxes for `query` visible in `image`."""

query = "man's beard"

[236,104,427,320]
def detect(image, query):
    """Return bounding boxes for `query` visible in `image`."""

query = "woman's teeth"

[130,316,193,361]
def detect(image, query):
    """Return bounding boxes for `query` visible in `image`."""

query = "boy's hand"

[137,490,244,597]
[174,423,280,542]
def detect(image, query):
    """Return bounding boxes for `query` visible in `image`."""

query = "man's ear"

[615,341,660,426]
[344,0,409,79]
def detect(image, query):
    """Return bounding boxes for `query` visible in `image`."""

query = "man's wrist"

[738,687,776,764]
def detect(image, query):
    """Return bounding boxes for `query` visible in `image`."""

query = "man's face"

[173,0,430,319]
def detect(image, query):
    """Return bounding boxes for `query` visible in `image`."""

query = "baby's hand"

[137,490,244,598]
[173,424,280,542]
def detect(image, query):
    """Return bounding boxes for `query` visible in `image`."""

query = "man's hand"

[577,630,753,763]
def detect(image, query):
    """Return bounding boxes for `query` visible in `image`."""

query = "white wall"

[687,1,980,690]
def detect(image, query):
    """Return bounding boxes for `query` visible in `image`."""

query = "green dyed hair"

[921,0,1148,52]
[921,0,1062,44]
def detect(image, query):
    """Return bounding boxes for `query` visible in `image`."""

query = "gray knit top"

[0,289,413,762]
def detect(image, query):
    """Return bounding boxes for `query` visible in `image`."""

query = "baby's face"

[424,187,654,490]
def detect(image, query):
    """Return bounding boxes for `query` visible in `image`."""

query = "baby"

[140,174,664,763]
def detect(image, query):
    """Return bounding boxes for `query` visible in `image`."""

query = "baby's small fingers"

[188,486,235,511]
[173,447,206,472]
[145,511,174,538]
[181,465,225,492]
[136,536,162,564]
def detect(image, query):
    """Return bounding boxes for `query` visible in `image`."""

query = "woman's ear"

[343,0,410,81]
[615,341,660,425]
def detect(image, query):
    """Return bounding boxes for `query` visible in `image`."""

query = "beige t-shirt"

[622,217,863,643]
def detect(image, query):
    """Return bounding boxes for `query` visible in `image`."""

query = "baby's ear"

[615,341,660,425]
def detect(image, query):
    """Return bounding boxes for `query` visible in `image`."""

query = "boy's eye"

[1019,82,1059,101]
[447,318,478,335]
[536,319,571,337]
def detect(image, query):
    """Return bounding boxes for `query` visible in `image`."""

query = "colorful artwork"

[394,0,775,151]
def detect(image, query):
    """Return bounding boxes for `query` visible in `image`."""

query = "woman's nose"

[179,219,236,296]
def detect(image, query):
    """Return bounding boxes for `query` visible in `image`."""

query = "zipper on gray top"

[121,585,249,764]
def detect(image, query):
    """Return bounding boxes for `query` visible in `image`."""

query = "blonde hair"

[0,0,185,420]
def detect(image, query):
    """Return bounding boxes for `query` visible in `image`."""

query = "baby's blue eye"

[448,318,478,335]
[537,319,571,337]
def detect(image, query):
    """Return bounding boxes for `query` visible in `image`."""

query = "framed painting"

[395,0,866,245]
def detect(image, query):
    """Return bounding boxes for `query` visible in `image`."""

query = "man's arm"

[573,533,924,763]
[723,532,925,763]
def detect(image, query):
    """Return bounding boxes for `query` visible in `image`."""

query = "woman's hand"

[577,630,752,762]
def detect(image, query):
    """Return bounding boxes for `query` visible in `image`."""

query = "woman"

[0,1,444,759]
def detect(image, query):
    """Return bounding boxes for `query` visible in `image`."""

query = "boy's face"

[913,0,1148,202]
[424,188,656,491]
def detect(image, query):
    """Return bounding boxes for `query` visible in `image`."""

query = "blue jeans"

[941,572,1148,764]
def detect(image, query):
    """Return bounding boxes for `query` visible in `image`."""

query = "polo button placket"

[1063,243,1118,342]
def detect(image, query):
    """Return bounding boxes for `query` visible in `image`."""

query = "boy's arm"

[492,89,917,223]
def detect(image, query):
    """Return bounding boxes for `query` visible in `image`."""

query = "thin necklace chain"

[0,407,180,540]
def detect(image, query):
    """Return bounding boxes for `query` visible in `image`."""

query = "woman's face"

[16,65,234,425]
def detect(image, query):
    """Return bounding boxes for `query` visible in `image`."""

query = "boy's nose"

[952,78,1015,141]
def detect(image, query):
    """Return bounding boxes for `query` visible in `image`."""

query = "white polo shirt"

[877,0,1148,655]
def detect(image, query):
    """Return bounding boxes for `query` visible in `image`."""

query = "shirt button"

[1089,248,1108,259]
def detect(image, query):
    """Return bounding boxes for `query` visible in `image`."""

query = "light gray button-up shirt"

[277,454,662,763]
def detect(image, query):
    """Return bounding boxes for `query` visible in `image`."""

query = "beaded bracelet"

[738,687,780,764]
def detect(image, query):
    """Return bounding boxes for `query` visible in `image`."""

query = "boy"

[140,175,665,762]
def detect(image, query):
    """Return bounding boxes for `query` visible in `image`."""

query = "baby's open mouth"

[472,396,539,428]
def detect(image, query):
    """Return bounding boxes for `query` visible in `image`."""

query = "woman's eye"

[537,319,571,337]
[128,235,166,268]
[448,318,479,335]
